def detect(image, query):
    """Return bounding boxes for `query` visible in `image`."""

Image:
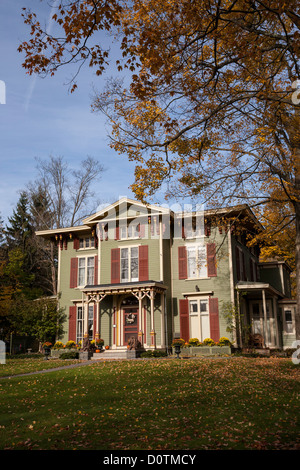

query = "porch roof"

[81,280,168,296]
[236,281,284,298]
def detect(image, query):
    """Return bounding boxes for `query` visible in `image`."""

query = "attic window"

[79,237,95,249]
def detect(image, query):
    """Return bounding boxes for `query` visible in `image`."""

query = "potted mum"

[172,338,185,359]
[96,339,104,352]
[42,341,52,360]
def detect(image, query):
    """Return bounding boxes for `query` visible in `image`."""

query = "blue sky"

[0,0,140,224]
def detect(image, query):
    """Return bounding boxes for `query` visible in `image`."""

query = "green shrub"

[59,351,79,360]
[140,350,168,358]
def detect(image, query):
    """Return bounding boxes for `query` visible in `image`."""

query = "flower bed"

[171,337,232,356]
[180,345,231,356]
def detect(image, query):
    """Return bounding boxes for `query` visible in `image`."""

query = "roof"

[35,198,263,239]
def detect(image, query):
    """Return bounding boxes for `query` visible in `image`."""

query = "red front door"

[123,307,139,345]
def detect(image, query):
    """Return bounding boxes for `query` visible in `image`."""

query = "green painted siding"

[171,227,233,341]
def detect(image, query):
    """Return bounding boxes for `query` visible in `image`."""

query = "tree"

[5,192,33,254]
[4,191,52,296]
[18,1,300,338]
[25,155,105,294]
[9,295,66,346]
[28,155,105,228]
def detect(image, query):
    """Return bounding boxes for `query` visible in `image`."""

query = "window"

[189,298,210,341]
[78,257,95,286]
[120,223,140,240]
[187,245,207,278]
[285,310,293,334]
[121,247,139,282]
[77,306,83,344]
[76,305,94,344]
[79,237,95,249]
[184,216,204,239]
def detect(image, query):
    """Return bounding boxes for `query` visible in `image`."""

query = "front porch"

[79,281,168,350]
[236,281,287,350]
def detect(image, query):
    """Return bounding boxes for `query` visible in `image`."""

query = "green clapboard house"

[37,197,296,353]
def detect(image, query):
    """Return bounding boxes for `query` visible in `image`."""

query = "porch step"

[91,349,140,360]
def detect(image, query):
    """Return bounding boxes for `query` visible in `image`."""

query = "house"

[36,197,296,352]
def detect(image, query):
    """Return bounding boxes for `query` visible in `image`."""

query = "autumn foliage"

[18,0,300,337]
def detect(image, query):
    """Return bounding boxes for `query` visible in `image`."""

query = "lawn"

[0,356,299,450]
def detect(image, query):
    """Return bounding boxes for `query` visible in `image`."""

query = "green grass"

[0,357,299,450]
[0,355,82,378]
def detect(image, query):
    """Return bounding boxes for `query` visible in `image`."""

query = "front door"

[123,307,139,345]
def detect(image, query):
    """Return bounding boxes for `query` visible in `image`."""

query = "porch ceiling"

[236,281,283,298]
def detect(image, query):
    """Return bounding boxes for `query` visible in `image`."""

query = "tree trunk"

[295,202,300,340]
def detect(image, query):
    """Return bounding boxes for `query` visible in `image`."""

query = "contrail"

[24,0,60,111]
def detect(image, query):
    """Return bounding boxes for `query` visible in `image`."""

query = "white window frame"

[76,304,94,344]
[79,236,95,249]
[77,256,95,287]
[76,306,83,344]
[186,244,207,279]
[120,245,139,283]
[120,222,140,240]
[283,308,294,334]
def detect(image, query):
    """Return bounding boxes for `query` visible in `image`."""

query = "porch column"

[138,291,144,345]
[262,289,268,347]
[84,299,89,339]
[95,295,100,340]
[160,292,165,348]
[273,296,280,348]
[150,289,156,348]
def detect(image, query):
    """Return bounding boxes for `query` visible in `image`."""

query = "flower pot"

[44,347,51,360]
[174,344,181,359]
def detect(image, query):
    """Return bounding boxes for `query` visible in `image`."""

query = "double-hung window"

[79,237,95,249]
[121,247,139,282]
[187,245,207,278]
[78,257,95,286]
[284,309,293,334]
[76,305,94,343]
[120,223,140,240]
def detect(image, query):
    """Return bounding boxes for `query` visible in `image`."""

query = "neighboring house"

[36,197,296,351]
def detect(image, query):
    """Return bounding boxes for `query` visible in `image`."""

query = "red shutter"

[69,306,77,341]
[94,256,98,285]
[111,248,120,284]
[207,243,217,277]
[73,238,79,250]
[209,297,220,342]
[179,299,189,342]
[139,245,149,281]
[115,226,120,240]
[178,246,187,280]
[70,258,78,288]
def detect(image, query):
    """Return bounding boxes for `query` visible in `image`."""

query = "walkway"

[0,360,94,380]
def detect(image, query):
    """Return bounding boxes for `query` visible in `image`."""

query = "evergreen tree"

[6,192,33,253]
